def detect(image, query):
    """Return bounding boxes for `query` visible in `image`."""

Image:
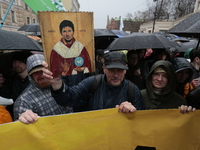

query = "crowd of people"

[0,41,199,125]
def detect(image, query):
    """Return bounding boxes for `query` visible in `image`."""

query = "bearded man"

[14,54,73,122]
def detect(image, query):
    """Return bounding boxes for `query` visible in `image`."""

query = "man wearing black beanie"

[6,51,32,119]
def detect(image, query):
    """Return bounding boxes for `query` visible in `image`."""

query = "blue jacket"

[52,74,145,111]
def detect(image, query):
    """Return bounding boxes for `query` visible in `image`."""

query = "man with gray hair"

[14,54,73,123]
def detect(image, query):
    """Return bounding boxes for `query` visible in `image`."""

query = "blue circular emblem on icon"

[74,57,84,66]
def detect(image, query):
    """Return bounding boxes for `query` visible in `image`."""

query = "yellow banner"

[0,109,200,150]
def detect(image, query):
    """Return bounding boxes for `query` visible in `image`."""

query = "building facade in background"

[106,16,144,33]
[0,0,38,31]
[0,0,80,32]
[139,0,200,33]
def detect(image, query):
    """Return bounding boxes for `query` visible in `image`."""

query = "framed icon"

[38,11,95,77]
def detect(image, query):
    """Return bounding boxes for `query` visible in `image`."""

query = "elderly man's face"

[61,26,74,43]
[32,70,50,88]
[12,60,27,74]
[103,67,126,86]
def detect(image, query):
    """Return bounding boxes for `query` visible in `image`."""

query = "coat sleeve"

[13,96,33,121]
[51,76,94,107]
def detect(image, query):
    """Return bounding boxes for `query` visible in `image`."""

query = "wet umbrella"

[107,32,179,51]
[153,31,176,40]
[168,11,200,48]
[176,40,199,52]
[18,23,40,32]
[172,37,190,43]
[112,30,129,37]
[94,29,118,49]
[0,29,43,51]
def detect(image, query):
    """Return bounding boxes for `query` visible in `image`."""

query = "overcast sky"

[78,0,147,29]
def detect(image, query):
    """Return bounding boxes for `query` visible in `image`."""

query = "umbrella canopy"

[107,32,179,51]
[94,29,117,37]
[27,35,42,43]
[172,37,190,42]
[112,30,129,37]
[18,23,40,32]
[153,31,176,40]
[0,29,43,51]
[94,29,118,49]
[176,40,198,52]
[168,12,200,38]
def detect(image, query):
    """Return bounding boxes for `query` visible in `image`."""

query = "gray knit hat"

[26,54,44,75]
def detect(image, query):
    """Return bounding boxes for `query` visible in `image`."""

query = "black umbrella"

[168,11,200,48]
[18,23,40,32]
[176,40,198,52]
[112,30,129,37]
[172,37,190,43]
[107,32,179,51]
[94,29,118,49]
[153,31,176,40]
[0,29,43,51]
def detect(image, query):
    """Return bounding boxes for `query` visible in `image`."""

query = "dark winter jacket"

[51,74,145,111]
[190,64,200,81]
[125,64,145,90]
[141,60,187,109]
[172,57,193,97]
[186,86,200,109]
[172,57,193,82]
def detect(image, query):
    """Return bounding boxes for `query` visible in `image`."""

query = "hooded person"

[172,57,194,98]
[50,20,92,77]
[14,54,73,121]
[140,60,187,109]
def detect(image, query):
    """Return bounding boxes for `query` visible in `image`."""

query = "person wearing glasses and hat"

[141,60,195,113]
[14,54,73,123]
